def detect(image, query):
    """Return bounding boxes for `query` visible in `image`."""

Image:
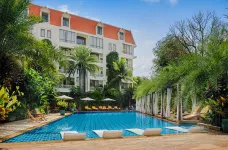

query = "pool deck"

[0,113,71,142]
[0,133,228,150]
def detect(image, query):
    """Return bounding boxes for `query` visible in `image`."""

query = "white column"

[192,93,197,111]
[165,88,172,118]
[154,92,158,115]
[176,84,183,121]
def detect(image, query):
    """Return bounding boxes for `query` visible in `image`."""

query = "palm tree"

[0,0,37,57]
[108,58,133,91]
[67,46,99,92]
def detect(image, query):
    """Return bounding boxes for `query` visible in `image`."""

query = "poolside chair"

[85,106,91,111]
[126,128,162,136]
[60,131,86,141]
[114,106,120,110]
[165,126,205,133]
[183,106,210,120]
[183,106,201,120]
[92,106,98,110]
[199,105,210,119]
[108,106,114,110]
[93,130,123,139]
[35,108,47,121]
[103,130,123,139]
[27,109,42,122]
[98,106,104,110]
[103,106,108,110]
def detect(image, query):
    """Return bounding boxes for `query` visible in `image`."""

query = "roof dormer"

[62,12,71,28]
[96,22,104,36]
[40,6,50,23]
[119,28,125,41]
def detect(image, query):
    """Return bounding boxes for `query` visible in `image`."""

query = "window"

[123,44,132,55]
[40,29,45,37]
[59,29,75,43]
[41,12,49,22]
[97,26,102,35]
[113,44,116,51]
[90,36,103,49]
[90,80,102,87]
[77,36,86,45]
[47,30,51,39]
[119,32,124,40]
[63,77,75,85]
[61,47,71,56]
[63,18,69,27]
[108,43,112,50]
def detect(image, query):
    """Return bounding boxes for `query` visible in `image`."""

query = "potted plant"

[57,100,68,115]
[69,102,76,113]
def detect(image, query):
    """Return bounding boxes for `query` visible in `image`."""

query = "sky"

[33,0,228,77]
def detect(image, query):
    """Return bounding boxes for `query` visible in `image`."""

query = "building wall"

[29,4,136,92]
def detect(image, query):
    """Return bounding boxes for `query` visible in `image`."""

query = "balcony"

[90,74,104,80]
[59,85,74,88]
[56,85,74,93]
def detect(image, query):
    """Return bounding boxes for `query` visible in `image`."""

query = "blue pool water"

[4,112,194,143]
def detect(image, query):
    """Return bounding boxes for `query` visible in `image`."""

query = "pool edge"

[0,113,72,143]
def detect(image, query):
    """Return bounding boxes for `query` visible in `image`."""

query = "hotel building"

[29,4,136,93]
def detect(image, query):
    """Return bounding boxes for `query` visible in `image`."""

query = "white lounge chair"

[165,126,204,133]
[93,130,108,138]
[188,126,205,133]
[60,131,86,141]
[103,130,123,139]
[126,128,162,136]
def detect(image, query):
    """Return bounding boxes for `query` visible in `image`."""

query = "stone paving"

[0,113,71,141]
[0,133,228,150]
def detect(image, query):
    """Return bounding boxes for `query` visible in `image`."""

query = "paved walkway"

[0,133,228,150]
[0,113,71,141]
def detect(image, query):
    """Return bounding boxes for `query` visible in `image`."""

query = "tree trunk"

[83,68,86,92]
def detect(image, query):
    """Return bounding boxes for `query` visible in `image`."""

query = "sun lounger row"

[60,126,205,141]
[85,106,121,111]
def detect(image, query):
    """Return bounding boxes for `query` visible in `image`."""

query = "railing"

[59,85,74,88]
[122,49,133,55]
[91,74,103,77]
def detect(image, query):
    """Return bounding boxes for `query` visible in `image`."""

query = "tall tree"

[0,0,37,57]
[108,58,132,90]
[106,52,119,84]
[67,46,99,92]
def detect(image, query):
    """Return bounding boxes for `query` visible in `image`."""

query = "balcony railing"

[91,74,103,77]
[59,85,74,88]
[122,49,133,55]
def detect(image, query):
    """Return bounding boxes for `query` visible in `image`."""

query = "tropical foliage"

[108,58,133,89]
[0,86,22,120]
[0,0,65,121]
[66,46,99,92]
[135,12,228,126]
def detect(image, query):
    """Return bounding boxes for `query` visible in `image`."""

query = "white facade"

[30,8,136,93]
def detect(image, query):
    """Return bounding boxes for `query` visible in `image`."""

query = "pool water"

[4,112,194,143]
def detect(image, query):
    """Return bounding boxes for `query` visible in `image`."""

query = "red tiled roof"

[29,4,136,45]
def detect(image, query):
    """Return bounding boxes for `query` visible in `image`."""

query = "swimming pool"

[4,112,194,143]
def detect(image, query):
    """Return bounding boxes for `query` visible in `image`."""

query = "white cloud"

[57,5,79,15]
[142,0,160,3]
[169,0,178,5]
